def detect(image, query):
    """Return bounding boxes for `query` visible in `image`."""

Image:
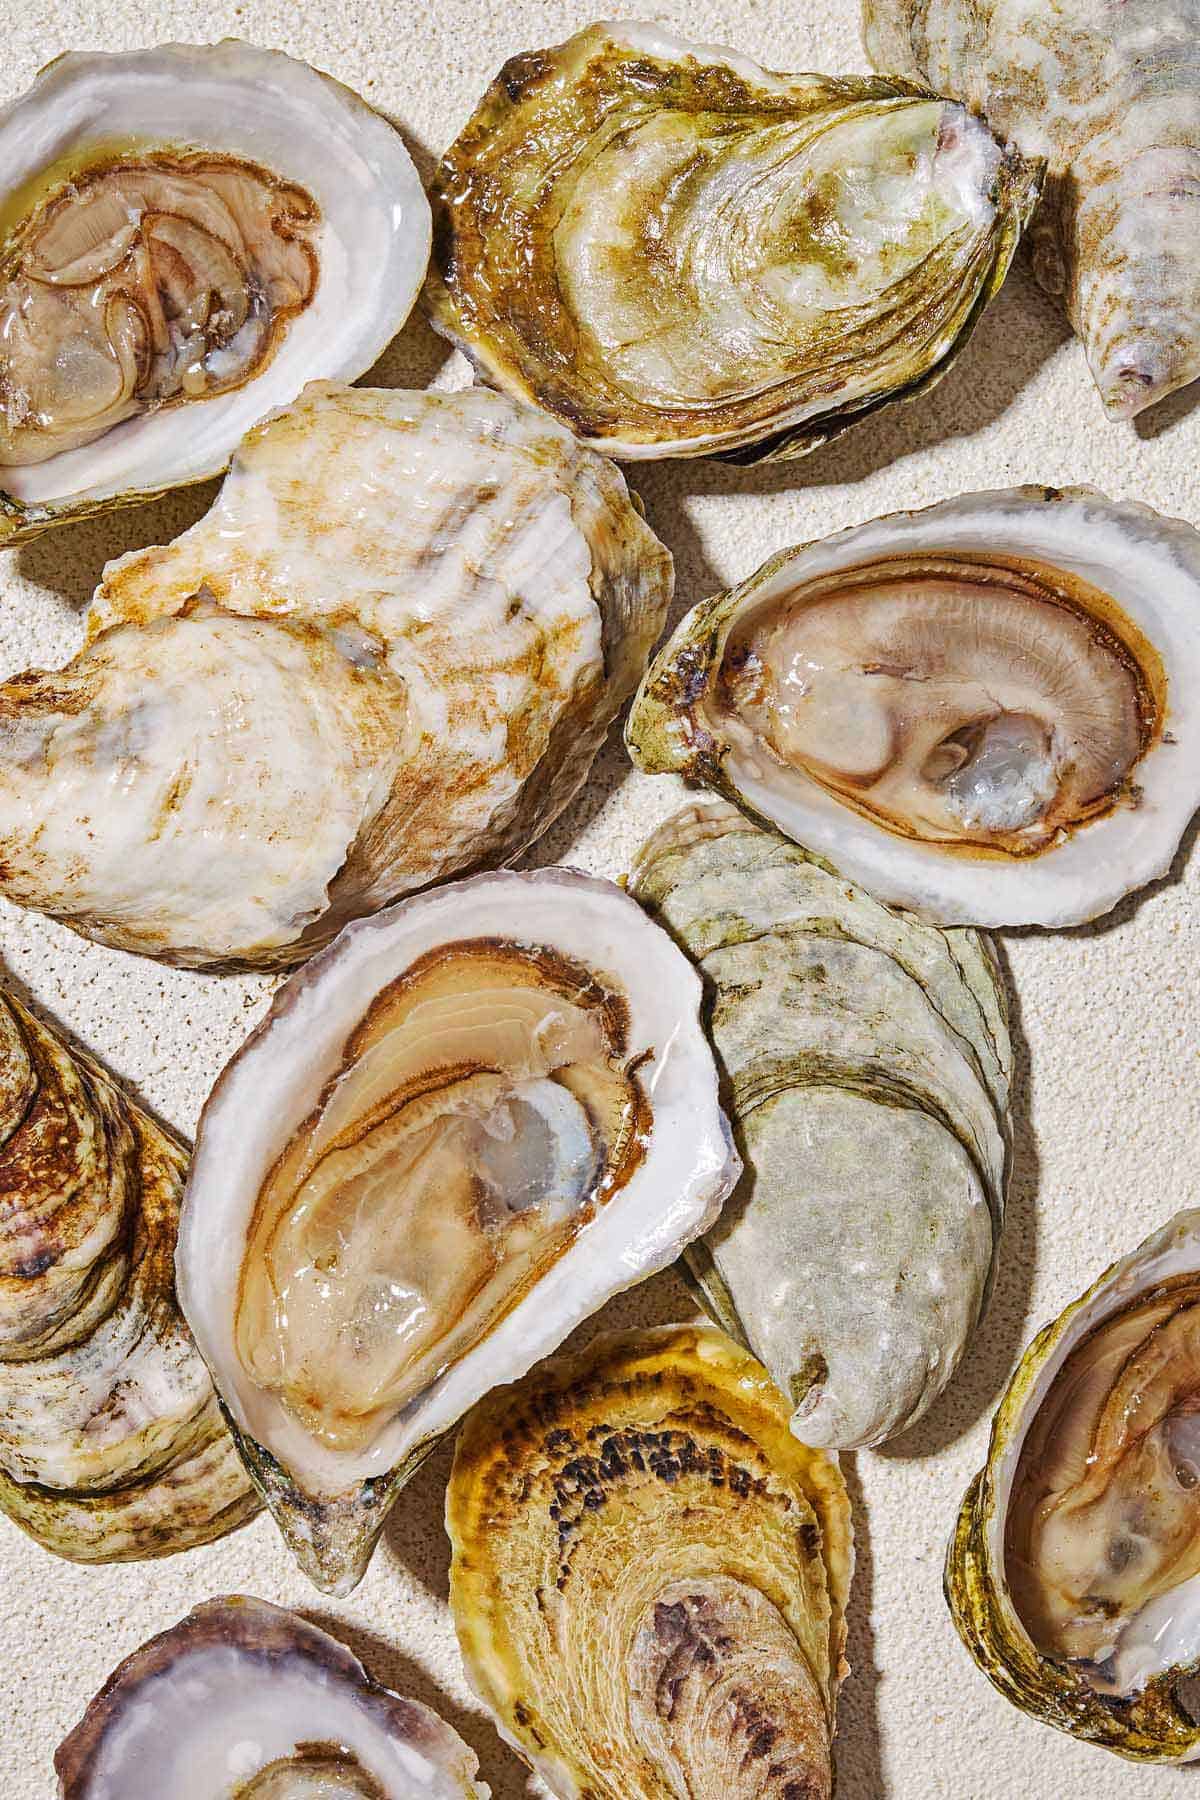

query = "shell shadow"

[1133,372,1200,441]
[299,1610,534,1799]
[15,478,220,614]
[876,935,1040,1461]
[833,1456,885,1800]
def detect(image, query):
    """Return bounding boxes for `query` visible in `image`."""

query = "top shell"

[425,20,1040,461]
[0,41,430,541]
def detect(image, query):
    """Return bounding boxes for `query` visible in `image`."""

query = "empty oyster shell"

[0,382,672,970]
[0,41,429,540]
[448,1323,852,1799]
[0,988,257,1562]
[425,21,1039,460]
[178,868,740,1593]
[948,1209,1200,1760]
[865,0,1200,419]
[627,487,1200,928]
[55,1595,487,1797]
[630,801,1010,1449]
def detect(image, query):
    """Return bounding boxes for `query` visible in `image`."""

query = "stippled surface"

[0,3,1197,1796]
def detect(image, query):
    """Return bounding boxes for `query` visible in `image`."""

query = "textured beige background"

[1,3,1198,1795]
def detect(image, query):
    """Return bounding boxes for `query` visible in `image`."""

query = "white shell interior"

[177,868,739,1497]
[0,41,430,515]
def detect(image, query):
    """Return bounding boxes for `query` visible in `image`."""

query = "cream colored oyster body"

[627,487,1200,928]
[0,382,672,970]
[864,0,1200,418]
[631,802,1010,1449]
[949,1210,1200,1760]
[55,1596,487,1798]
[426,20,1039,460]
[178,868,739,1593]
[0,41,430,539]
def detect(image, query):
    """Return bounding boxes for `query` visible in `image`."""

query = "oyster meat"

[949,1209,1200,1759]
[627,487,1200,927]
[631,801,1010,1450]
[0,382,672,970]
[55,1595,487,1797]
[0,987,257,1562]
[178,868,739,1593]
[425,21,1039,460]
[0,41,430,540]
[865,0,1200,418]
[447,1323,852,1799]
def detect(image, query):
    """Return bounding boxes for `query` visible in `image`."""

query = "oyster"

[0,987,257,1562]
[178,868,739,1593]
[0,382,672,970]
[627,487,1200,928]
[447,1323,852,1798]
[948,1209,1200,1760]
[0,41,429,541]
[865,0,1200,419]
[55,1595,487,1796]
[630,801,1010,1450]
[425,21,1040,460]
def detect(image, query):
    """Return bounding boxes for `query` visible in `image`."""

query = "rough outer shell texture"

[0,989,257,1563]
[178,868,740,1595]
[0,40,430,540]
[426,20,1040,460]
[864,0,1200,419]
[0,382,672,970]
[447,1323,853,1800]
[630,801,1011,1450]
[626,486,1200,928]
[948,1209,1200,1762]
[54,1595,488,1797]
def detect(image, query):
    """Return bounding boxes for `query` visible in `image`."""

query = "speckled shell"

[948,1209,1200,1762]
[629,802,1011,1450]
[864,0,1200,418]
[447,1324,852,1800]
[0,382,673,971]
[55,1596,488,1797]
[0,991,257,1562]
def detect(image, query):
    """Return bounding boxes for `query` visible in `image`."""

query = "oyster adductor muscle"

[178,868,739,1593]
[0,42,430,540]
[0,382,672,970]
[447,1323,852,1799]
[55,1596,488,1798]
[630,801,1010,1450]
[949,1210,1200,1760]
[0,988,257,1563]
[627,487,1200,928]
[426,20,1039,461]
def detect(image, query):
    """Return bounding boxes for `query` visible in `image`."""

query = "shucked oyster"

[0,987,257,1563]
[865,0,1200,419]
[447,1324,852,1798]
[631,801,1010,1450]
[55,1596,487,1797]
[949,1210,1200,1760]
[628,487,1200,928]
[178,868,739,1593]
[425,21,1039,460]
[0,382,671,970]
[0,42,429,541]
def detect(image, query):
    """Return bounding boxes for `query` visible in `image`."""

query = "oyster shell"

[55,1595,487,1797]
[447,1323,852,1799]
[948,1209,1200,1760]
[0,988,257,1562]
[425,21,1040,460]
[0,41,429,540]
[178,868,740,1593]
[630,801,1010,1449]
[865,0,1200,419]
[627,486,1200,928]
[0,382,672,970]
